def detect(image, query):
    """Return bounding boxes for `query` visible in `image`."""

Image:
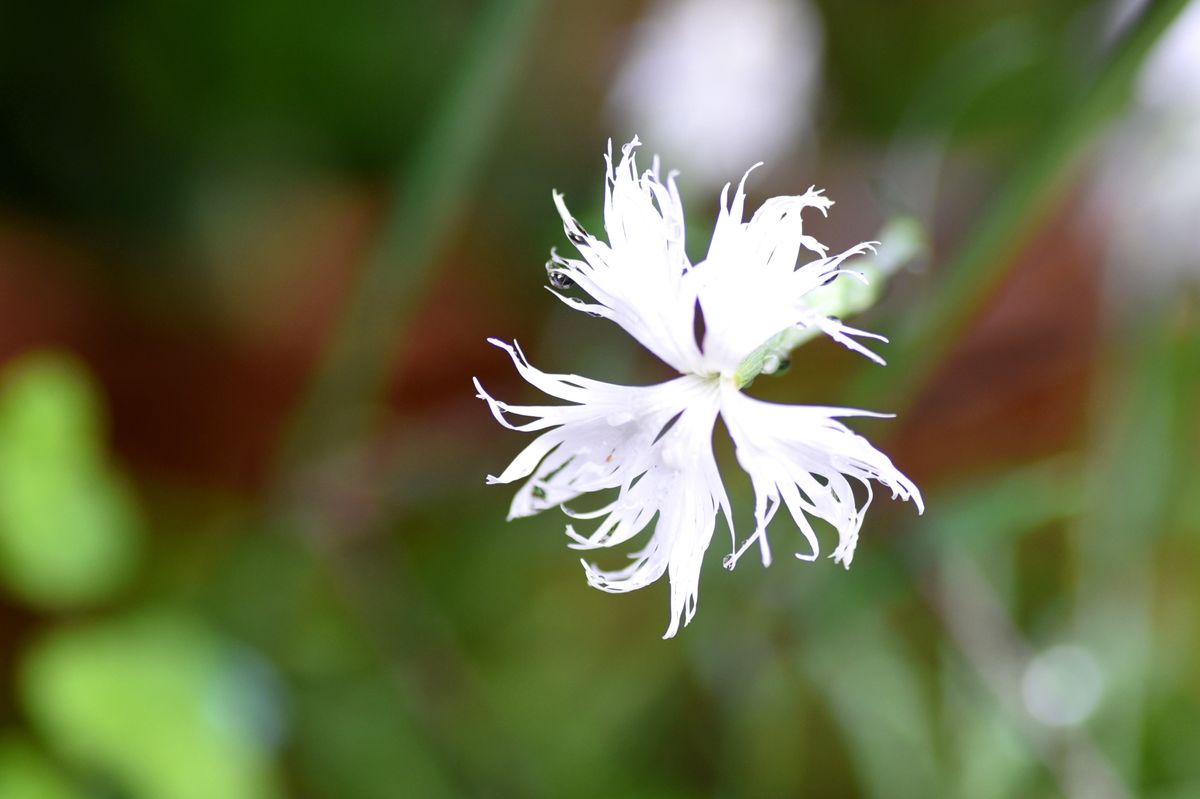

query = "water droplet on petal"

[565,221,590,247]
[761,354,790,375]
[661,441,685,470]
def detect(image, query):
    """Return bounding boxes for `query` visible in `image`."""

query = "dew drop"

[762,354,791,375]
[661,441,685,470]
[565,221,590,247]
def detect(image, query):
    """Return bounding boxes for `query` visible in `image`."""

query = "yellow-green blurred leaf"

[0,734,82,799]
[21,610,283,799]
[0,354,139,607]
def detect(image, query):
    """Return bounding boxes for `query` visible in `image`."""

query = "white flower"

[475,138,922,638]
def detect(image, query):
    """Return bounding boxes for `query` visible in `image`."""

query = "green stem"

[734,216,925,387]
[848,0,1190,410]
[279,0,542,469]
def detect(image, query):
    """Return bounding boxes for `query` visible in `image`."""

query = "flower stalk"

[734,215,925,388]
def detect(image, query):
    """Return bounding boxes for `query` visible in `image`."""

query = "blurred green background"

[0,0,1198,796]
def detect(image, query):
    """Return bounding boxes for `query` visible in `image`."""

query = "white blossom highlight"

[1093,0,1200,306]
[609,0,822,191]
[476,139,922,637]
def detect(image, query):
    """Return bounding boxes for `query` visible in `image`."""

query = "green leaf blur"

[21,611,282,799]
[0,355,139,608]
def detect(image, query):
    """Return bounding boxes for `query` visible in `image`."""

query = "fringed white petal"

[475,341,732,636]
[695,171,883,373]
[576,394,730,638]
[474,338,687,517]
[719,381,922,571]
[548,138,708,375]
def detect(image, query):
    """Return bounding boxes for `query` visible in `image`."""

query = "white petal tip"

[565,526,594,549]
[485,336,509,351]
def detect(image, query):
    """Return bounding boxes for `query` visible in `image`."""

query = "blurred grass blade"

[1073,312,1191,783]
[941,655,1039,799]
[934,546,1132,799]
[931,457,1083,551]
[281,0,543,467]
[850,0,1191,410]
[804,615,943,799]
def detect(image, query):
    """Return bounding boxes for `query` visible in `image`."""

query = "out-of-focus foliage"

[0,735,80,799]
[0,355,139,608]
[0,1,468,233]
[21,611,283,799]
